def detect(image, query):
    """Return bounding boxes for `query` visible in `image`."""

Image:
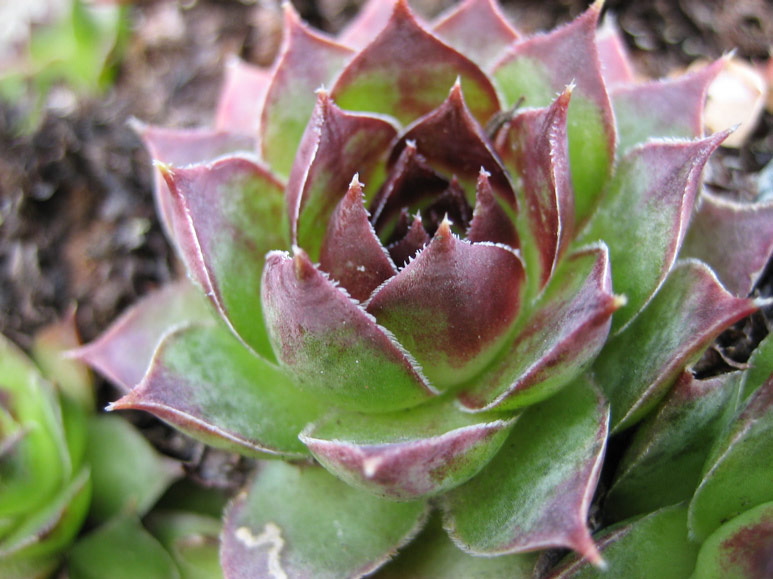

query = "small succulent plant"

[77,0,773,576]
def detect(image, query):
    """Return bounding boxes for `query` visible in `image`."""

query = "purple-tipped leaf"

[331,0,500,126]
[595,15,635,88]
[260,5,353,178]
[432,0,520,70]
[110,322,321,459]
[215,57,270,134]
[582,133,729,331]
[492,2,615,227]
[287,91,398,261]
[444,377,608,565]
[389,82,515,207]
[299,397,517,500]
[458,244,618,412]
[73,280,211,392]
[496,88,573,291]
[160,156,287,361]
[366,219,525,389]
[594,260,760,434]
[465,169,520,248]
[338,0,396,49]
[319,176,396,302]
[689,374,773,541]
[612,59,725,154]
[221,461,428,579]
[387,213,431,267]
[605,370,742,522]
[682,191,773,297]
[261,249,435,412]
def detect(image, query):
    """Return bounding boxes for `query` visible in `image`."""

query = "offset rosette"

[79,0,773,577]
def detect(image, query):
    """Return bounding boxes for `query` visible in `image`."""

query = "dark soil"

[1,0,771,462]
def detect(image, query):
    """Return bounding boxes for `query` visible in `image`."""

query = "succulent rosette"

[77,0,773,576]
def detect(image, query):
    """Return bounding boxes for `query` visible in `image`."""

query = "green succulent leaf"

[74,279,212,392]
[260,5,353,178]
[444,377,608,563]
[682,191,773,297]
[300,396,517,500]
[605,371,741,521]
[458,244,617,412]
[611,59,724,154]
[548,504,699,579]
[111,322,320,458]
[493,1,614,227]
[689,373,773,542]
[146,511,223,579]
[220,461,428,579]
[738,332,773,402]
[332,0,500,126]
[432,0,520,70]
[68,515,180,579]
[691,501,773,579]
[594,260,759,433]
[85,415,179,523]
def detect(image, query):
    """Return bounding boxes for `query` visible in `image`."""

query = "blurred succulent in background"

[76,0,773,576]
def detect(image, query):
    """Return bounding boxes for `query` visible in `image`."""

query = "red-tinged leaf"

[458,244,618,412]
[260,5,353,178]
[496,88,573,291]
[287,91,398,260]
[319,176,396,302]
[261,249,436,412]
[682,191,773,297]
[594,260,760,434]
[493,2,615,227]
[689,375,773,541]
[605,371,742,522]
[331,0,500,126]
[389,82,515,208]
[160,156,287,361]
[465,169,520,248]
[581,133,728,331]
[215,56,271,135]
[692,502,773,579]
[370,142,449,235]
[221,461,428,579]
[299,397,517,500]
[377,514,538,578]
[338,0,396,49]
[73,280,211,393]
[432,0,520,70]
[612,59,725,154]
[387,213,430,268]
[110,322,321,459]
[366,219,525,389]
[595,16,635,88]
[444,377,608,565]
[547,504,699,579]
[133,123,254,243]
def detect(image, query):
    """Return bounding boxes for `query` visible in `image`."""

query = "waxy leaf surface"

[221,461,427,579]
[493,2,614,226]
[605,371,741,521]
[161,156,287,360]
[689,374,773,541]
[146,512,223,579]
[595,17,635,87]
[466,169,520,248]
[582,134,727,330]
[594,261,758,433]
[287,92,398,260]
[110,323,321,458]
[332,0,500,126]
[300,396,516,500]
[445,378,607,563]
[548,504,699,579]
[215,57,270,134]
[260,6,353,178]
[682,191,773,297]
[366,220,524,389]
[739,333,773,402]
[458,244,616,412]
[262,249,435,412]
